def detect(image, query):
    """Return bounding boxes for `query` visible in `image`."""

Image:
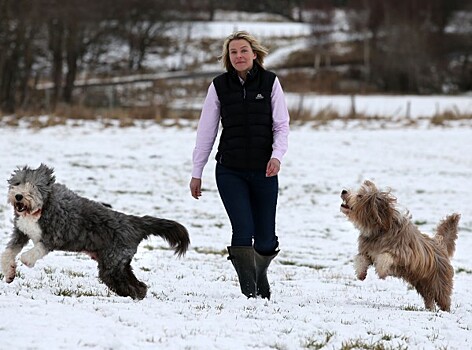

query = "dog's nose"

[15,194,23,201]
[341,190,348,195]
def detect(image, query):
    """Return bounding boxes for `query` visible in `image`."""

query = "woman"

[189,31,289,299]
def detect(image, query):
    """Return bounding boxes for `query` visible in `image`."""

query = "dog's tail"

[135,216,190,257]
[435,213,460,257]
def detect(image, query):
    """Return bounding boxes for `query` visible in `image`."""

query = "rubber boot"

[227,246,256,298]
[254,249,279,300]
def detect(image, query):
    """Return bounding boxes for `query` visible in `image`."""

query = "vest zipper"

[243,85,250,167]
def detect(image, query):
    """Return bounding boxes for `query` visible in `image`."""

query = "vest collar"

[229,61,261,83]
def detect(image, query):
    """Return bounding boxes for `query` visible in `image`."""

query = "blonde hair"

[218,31,269,72]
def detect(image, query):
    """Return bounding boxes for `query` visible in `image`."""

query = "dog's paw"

[2,263,17,283]
[1,251,17,283]
[377,271,388,279]
[357,271,367,281]
[130,282,148,300]
[20,250,38,267]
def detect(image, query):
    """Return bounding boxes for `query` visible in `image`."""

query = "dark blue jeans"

[215,163,279,255]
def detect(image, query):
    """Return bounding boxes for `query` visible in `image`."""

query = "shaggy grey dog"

[1,164,190,300]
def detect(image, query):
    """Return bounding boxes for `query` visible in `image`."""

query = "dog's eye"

[12,182,20,186]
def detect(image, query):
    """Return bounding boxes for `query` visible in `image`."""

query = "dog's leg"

[20,242,49,268]
[434,264,454,312]
[98,262,126,297]
[354,254,371,280]
[98,259,147,300]
[1,247,22,283]
[436,293,451,312]
[374,253,394,279]
[124,263,148,299]
[1,229,30,283]
[414,281,436,311]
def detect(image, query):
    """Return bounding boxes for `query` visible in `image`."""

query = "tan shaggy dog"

[340,180,460,311]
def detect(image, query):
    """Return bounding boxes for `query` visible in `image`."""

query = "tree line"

[345,0,471,93]
[0,0,470,114]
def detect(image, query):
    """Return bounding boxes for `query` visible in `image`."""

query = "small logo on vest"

[255,93,264,100]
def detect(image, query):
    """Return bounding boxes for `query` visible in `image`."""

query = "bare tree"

[113,0,176,71]
[43,0,113,104]
[346,0,465,93]
[0,0,41,112]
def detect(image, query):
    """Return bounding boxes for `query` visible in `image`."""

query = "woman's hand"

[189,177,202,199]
[266,158,281,177]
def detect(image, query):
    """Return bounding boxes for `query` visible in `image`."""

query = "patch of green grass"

[304,331,335,349]
[54,288,102,297]
[193,247,227,256]
[401,304,423,312]
[55,288,75,297]
[413,220,427,226]
[61,269,86,278]
[142,244,174,252]
[150,291,170,301]
[340,337,408,350]
[278,260,327,270]
[456,267,472,274]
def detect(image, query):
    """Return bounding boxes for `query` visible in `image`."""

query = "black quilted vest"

[213,63,276,170]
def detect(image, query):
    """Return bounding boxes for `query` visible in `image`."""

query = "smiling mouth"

[14,202,27,213]
[340,191,351,212]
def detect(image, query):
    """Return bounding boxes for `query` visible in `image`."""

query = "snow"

[1,107,471,349]
[285,93,472,119]
[167,21,312,40]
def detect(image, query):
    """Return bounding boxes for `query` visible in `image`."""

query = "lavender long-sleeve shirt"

[191,76,290,179]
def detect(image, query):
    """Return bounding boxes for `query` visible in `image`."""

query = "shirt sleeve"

[270,77,290,162]
[191,82,220,179]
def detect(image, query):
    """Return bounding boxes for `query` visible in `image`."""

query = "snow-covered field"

[0,113,471,349]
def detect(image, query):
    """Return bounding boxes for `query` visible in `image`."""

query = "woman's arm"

[191,82,221,179]
[270,77,290,163]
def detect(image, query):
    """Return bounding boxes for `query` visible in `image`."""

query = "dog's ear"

[8,165,27,185]
[8,168,20,185]
[363,180,377,191]
[37,163,56,185]
[372,191,396,232]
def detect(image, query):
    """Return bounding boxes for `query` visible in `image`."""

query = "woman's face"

[228,39,256,74]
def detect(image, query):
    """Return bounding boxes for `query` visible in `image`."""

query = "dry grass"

[2,105,470,129]
[430,107,472,125]
[1,76,470,129]
[287,104,472,129]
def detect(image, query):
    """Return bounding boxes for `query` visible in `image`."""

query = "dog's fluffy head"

[340,180,400,236]
[7,164,55,216]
